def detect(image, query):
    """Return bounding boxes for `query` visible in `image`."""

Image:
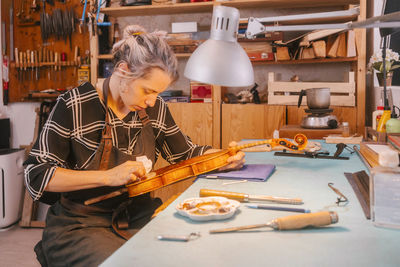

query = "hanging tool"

[209,211,338,233]
[35,50,39,80]
[20,51,24,81]
[250,83,260,104]
[2,56,9,105]
[95,0,111,27]
[38,47,42,79]
[274,145,350,160]
[10,2,15,61]
[74,45,79,78]
[199,189,303,205]
[15,48,20,81]
[30,50,35,81]
[26,50,31,80]
[79,0,88,33]
[157,232,201,242]
[50,49,54,80]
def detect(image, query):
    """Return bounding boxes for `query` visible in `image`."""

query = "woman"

[24,25,245,266]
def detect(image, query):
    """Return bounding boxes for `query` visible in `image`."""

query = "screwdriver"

[210,211,338,233]
[200,189,303,205]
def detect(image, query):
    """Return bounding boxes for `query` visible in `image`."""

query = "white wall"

[0,8,39,149]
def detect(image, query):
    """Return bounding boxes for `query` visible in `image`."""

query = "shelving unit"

[90,0,366,148]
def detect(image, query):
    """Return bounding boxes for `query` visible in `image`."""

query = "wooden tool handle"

[199,189,246,202]
[275,211,338,230]
[15,48,19,65]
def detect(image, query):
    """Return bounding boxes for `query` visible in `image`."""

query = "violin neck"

[231,140,271,152]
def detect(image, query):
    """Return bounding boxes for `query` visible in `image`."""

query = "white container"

[0,149,25,229]
[372,107,384,130]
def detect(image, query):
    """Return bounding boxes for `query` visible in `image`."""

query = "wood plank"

[102,0,359,17]
[253,57,357,65]
[264,105,286,138]
[222,104,266,149]
[287,106,307,125]
[19,190,35,227]
[221,104,285,148]
[279,124,344,139]
[331,106,357,134]
[268,71,356,106]
[212,85,222,148]
[168,103,213,147]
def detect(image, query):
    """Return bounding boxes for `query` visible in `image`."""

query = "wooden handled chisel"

[200,189,303,205]
[210,211,338,233]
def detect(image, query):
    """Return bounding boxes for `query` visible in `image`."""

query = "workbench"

[101,142,400,267]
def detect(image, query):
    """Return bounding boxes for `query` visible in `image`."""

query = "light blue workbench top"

[101,142,400,267]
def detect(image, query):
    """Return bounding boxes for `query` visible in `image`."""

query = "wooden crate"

[267,72,355,106]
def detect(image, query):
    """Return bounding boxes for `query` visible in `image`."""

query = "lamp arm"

[245,10,400,37]
[255,7,360,24]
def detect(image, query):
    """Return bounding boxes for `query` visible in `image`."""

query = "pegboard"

[2,0,90,103]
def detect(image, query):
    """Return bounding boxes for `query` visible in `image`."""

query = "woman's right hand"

[105,161,146,186]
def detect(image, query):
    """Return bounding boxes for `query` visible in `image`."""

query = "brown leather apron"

[35,78,161,267]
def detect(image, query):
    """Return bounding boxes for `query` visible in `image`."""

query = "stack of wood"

[299,29,356,59]
[275,29,357,60]
[359,141,399,168]
[166,33,201,54]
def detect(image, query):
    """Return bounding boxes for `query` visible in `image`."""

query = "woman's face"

[120,68,172,111]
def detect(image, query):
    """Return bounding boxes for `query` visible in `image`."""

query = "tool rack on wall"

[2,0,90,103]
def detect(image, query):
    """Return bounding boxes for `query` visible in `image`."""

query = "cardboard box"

[172,22,198,33]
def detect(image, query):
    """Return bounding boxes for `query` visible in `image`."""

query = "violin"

[84,134,307,205]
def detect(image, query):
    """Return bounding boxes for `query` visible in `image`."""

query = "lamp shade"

[184,6,254,87]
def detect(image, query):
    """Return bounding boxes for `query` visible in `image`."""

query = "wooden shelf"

[97,53,356,64]
[98,54,113,60]
[101,0,359,17]
[98,53,191,59]
[253,57,357,65]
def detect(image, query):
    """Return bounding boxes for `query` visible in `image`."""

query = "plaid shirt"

[24,82,211,202]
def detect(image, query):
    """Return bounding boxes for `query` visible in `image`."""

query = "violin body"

[126,134,307,198]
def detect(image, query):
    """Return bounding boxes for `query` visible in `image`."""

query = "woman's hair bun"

[123,25,147,39]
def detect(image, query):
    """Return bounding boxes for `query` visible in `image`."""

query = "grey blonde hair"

[112,25,178,82]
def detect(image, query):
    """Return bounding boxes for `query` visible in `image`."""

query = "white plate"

[176,197,240,221]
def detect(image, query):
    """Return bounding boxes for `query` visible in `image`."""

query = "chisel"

[210,211,338,233]
[200,189,303,205]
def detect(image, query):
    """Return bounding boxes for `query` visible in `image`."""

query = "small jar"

[342,122,350,137]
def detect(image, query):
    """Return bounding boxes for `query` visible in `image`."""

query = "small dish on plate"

[176,196,240,221]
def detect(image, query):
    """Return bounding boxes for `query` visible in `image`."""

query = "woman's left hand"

[218,141,245,171]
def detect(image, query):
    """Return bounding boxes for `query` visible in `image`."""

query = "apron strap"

[100,77,113,170]
[138,109,150,126]
[99,77,152,170]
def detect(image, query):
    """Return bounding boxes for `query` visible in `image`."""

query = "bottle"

[342,122,350,137]
[376,107,391,133]
[386,106,400,134]
[372,106,384,130]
